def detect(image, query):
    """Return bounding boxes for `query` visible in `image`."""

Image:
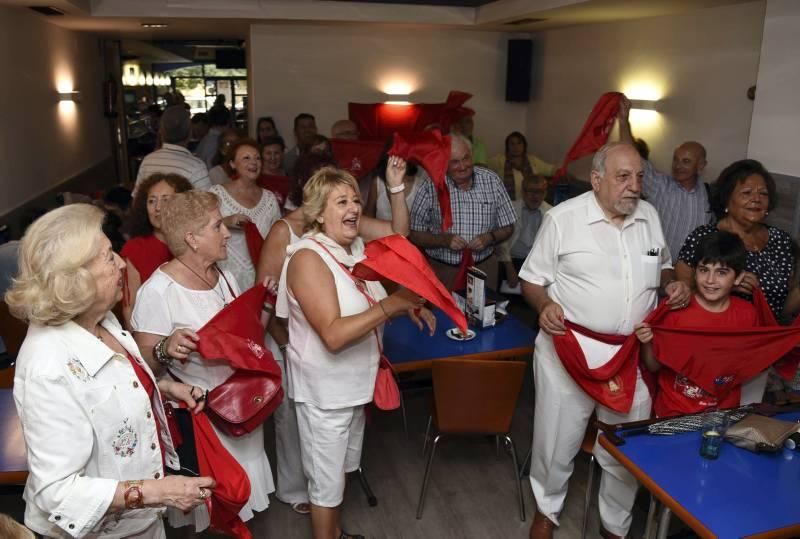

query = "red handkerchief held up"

[390,129,453,230]
[553,92,624,182]
[243,222,264,269]
[351,234,467,334]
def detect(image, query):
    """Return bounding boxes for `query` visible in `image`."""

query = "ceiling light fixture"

[141,23,168,29]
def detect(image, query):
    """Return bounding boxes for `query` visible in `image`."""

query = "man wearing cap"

[135,105,211,192]
[520,142,689,539]
[410,134,515,289]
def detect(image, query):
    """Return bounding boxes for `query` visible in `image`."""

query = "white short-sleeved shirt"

[276,237,387,409]
[519,191,671,367]
[131,267,240,391]
[210,185,281,291]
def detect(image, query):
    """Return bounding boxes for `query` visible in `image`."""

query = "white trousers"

[529,332,652,537]
[273,356,310,504]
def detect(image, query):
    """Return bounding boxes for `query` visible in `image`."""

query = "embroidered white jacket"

[13,312,179,538]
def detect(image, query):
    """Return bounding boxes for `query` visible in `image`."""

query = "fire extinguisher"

[104,77,118,118]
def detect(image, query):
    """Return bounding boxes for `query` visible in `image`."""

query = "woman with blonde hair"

[257,156,413,517]
[132,190,277,533]
[7,204,213,538]
[277,162,436,539]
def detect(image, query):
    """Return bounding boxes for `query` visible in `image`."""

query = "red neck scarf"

[555,288,800,414]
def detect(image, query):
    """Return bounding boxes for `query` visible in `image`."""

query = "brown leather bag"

[724,414,799,452]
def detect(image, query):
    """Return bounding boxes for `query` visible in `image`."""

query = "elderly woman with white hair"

[278,162,436,539]
[132,190,277,533]
[6,204,213,539]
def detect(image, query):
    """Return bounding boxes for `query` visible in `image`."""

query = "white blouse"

[276,236,386,409]
[209,184,281,291]
[14,312,177,538]
[131,268,240,391]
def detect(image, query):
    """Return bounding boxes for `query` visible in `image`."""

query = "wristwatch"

[123,480,144,510]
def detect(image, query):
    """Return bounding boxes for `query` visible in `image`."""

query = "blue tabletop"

[603,412,800,538]
[383,309,536,369]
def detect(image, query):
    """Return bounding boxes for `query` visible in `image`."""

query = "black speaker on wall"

[505,39,533,102]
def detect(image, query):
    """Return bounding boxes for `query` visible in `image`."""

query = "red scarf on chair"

[554,288,800,413]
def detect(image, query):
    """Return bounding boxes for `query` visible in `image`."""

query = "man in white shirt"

[134,106,211,192]
[520,143,690,539]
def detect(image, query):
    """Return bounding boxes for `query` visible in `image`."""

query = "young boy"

[635,230,758,417]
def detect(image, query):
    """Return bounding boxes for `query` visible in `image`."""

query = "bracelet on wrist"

[154,337,174,366]
[388,183,406,195]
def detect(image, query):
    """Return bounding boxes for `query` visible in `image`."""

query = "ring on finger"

[198,488,210,500]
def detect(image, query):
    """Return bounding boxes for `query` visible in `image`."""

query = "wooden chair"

[0,300,27,389]
[416,358,527,522]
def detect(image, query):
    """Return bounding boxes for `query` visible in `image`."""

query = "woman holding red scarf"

[276,164,435,539]
[132,191,277,534]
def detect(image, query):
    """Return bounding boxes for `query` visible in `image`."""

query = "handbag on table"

[724,413,800,452]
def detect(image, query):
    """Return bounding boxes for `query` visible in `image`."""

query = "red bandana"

[451,249,474,292]
[351,234,467,333]
[330,139,385,180]
[389,129,453,230]
[555,288,800,414]
[553,92,624,182]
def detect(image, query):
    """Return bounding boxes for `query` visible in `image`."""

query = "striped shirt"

[410,166,516,265]
[134,143,211,192]
[642,160,712,263]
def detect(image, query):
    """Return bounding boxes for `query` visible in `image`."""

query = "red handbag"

[194,281,285,437]
[206,369,284,437]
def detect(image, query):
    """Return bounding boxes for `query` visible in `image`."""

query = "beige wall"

[525,1,766,181]
[0,7,111,216]
[248,24,528,157]
[748,0,800,177]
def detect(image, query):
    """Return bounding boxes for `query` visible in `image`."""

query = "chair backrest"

[432,358,526,435]
[0,300,27,388]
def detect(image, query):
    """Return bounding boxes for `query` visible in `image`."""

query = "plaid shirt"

[410,166,516,264]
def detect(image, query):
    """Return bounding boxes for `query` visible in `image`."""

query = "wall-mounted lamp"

[629,99,660,112]
[383,93,414,106]
[58,90,80,102]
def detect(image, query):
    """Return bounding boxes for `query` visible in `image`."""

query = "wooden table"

[0,388,27,485]
[598,411,800,539]
[383,309,536,373]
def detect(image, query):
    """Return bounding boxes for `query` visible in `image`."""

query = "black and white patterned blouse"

[678,224,794,317]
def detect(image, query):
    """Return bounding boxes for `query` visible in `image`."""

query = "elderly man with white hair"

[520,142,690,539]
[409,134,515,289]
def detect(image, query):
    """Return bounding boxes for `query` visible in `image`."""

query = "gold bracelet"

[378,300,390,320]
[123,480,145,509]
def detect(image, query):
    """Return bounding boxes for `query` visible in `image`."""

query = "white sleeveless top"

[375,172,423,221]
[276,235,387,409]
[210,184,280,291]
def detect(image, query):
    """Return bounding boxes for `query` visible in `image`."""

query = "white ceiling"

[1,0,759,39]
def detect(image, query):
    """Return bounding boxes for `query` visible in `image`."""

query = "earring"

[317,217,324,224]
[192,245,198,252]
[725,208,729,214]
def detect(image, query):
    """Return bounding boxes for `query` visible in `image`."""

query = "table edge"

[392,345,533,373]
[598,435,716,539]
